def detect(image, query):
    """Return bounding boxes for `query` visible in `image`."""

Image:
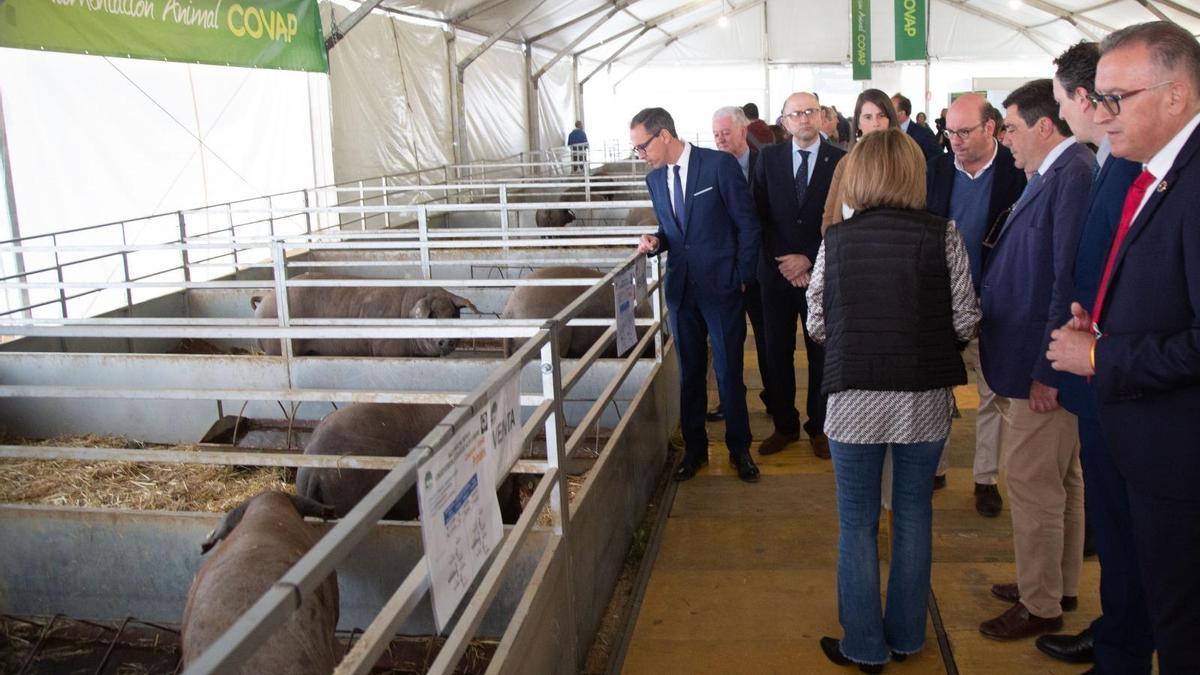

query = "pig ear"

[410,296,433,319]
[447,292,479,314]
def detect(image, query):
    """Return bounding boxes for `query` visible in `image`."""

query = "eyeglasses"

[632,133,659,156]
[945,124,982,141]
[1088,81,1174,116]
[783,108,819,120]
[983,207,1012,249]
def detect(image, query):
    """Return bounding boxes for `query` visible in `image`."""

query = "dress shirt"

[1096,135,1111,170]
[900,119,911,134]
[791,136,822,185]
[954,138,999,180]
[1135,112,1200,220]
[736,147,751,181]
[667,142,692,216]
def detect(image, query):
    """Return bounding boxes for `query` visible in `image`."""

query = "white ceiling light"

[1008,0,1023,8]
[718,14,730,27]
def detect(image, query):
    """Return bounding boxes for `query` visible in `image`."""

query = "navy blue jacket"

[1093,124,1200,501]
[647,145,761,307]
[926,141,1027,267]
[907,122,941,161]
[751,139,845,281]
[980,142,1094,398]
[1057,156,1141,420]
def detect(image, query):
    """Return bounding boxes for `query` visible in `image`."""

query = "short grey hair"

[712,106,748,126]
[1101,21,1200,93]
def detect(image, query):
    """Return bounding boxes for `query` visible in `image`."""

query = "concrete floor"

[622,345,1101,674]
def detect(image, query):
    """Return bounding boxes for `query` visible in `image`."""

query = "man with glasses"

[926,92,1026,518]
[1047,21,1200,673]
[632,107,762,484]
[977,79,1093,642]
[751,91,845,459]
[1035,40,1152,674]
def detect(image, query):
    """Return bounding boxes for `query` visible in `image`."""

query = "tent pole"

[0,89,30,317]
[525,43,539,176]
[762,0,770,119]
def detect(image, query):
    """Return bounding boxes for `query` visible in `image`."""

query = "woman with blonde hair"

[807,129,979,672]
[822,89,900,233]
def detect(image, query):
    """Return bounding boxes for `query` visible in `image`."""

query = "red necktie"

[1092,169,1156,327]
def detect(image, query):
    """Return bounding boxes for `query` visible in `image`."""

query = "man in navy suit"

[1035,41,1152,673]
[708,106,774,423]
[633,107,762,483]
[926,93,1026,517]
[1048,22,1200,673]
[751,91,846,459]
[977,79,1093,641]
[893,93,941,161]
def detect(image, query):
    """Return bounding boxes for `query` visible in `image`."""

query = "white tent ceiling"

[364,0,1200,68]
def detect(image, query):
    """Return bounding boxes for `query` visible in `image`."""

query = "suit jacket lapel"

[1106,125,1200,291]
[1007,163,1053,223]
[804,144,834,210]
[682,148,701,231]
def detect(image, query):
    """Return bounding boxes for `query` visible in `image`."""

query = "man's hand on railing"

[638,234,659,255]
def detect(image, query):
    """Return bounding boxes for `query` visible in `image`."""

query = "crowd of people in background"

[632,19,1200,675]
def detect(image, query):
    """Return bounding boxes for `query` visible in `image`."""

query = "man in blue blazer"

[1048,22,1200,673]
[977,79,1093,641]
[1035,41,1153,673]
[926,93,1027,517]
[893,93,942,161]
[633,107,762,483]
[751,91,846,459]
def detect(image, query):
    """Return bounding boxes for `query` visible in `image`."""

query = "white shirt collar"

[1096,135,1112,169]
[954,139,999,180]
[668,141,691,172]
[1145,112,1200,180]
[1036,136,1077,176]
[900,119,911,133]
[791,135,822,157]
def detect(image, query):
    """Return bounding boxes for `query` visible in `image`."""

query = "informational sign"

[634,255,648,306]
[418,403,504,631]
[614,266,638,356]
[851,0,872,81]
[894,0,927,61]
[487,372,523,483]
[0,0,328,72]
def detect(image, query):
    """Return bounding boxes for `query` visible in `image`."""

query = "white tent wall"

[323,2,453,184]
[457,34,529,166]
[534,53,576,160]
[0,48,333,316]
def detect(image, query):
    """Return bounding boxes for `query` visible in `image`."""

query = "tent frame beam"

[575,0,715,57]
[936,0,1057,57]
[620,0,766,62]
[324,0,387,50]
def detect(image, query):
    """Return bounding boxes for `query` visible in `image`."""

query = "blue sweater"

[948,166,994,293]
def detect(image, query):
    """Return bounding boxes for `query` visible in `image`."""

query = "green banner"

[0,0,327,72]
[895,0,927,61]
[851,0,871,81]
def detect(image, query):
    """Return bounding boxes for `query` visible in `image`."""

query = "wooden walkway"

[621,347,1100,674]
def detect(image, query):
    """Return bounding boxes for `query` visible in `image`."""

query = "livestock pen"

[0,170,681,673]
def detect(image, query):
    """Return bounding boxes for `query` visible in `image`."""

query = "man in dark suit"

[1036,40,1152,674]
[708,105,774,423]
[927,92,1026,518]
[892,93,941,160]
[1048,22,1200,673]
[633,107,761,483]
[977,79,1093,641]
[751,91,846,459]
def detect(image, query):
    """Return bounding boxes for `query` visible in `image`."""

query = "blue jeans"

[830,438,944,665]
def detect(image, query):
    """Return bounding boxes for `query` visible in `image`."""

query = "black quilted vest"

[821,208,967,394]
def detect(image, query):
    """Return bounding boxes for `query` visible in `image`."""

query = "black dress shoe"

[1036,627,1095,664]
[974,482,1003,517]
[733,454,760,483]
[705,405,725,422]
[673,457,708,482]
[819,637,884,673]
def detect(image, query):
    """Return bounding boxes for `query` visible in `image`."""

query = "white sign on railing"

[614,266,638,356]
[489,372,524,481]
[418,406,505,632]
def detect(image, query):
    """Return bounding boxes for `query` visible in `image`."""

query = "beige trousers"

[996,396,1085,618]
[936,339,1001,483]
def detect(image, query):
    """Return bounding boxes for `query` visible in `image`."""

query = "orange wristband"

[1090,339,1098,374]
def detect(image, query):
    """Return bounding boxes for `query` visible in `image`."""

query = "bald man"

[926,93,1027,517]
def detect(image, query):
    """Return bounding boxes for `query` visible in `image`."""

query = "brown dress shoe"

[990,583,1077,611]
[759,430,800,455]
[811,434,831,459]
[974,482,1003,517]
[979,602,1063,641]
